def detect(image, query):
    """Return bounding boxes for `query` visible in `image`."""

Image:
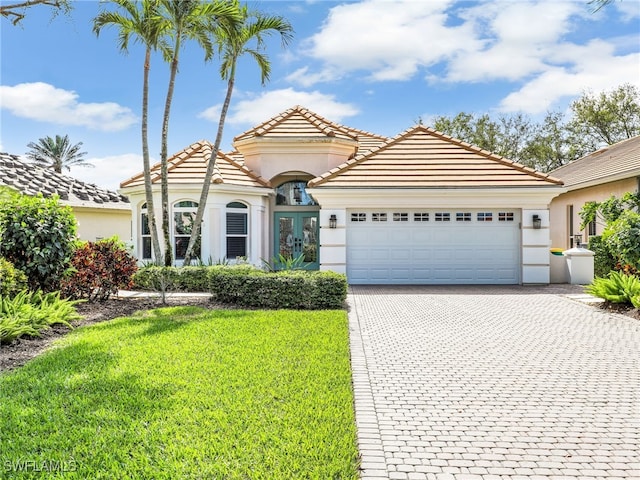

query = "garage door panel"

[347,209,520,284]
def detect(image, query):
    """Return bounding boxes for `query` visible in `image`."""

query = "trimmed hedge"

[588,235,615,278]
[132,265,347,310]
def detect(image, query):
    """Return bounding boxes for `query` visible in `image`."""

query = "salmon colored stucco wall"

[549,177,639,250]
[72,207,132,243]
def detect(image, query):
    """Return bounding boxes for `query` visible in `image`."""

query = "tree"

[568,83,640,149]
[93,0,168,265]
[156,0,239,266]
[588,0,617,12]
[25,134,92,173]
[182,3,293,265]
[0,0,70,25]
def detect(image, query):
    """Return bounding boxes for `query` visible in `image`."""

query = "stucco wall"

[72,207,132,243]
[549,177,638,249]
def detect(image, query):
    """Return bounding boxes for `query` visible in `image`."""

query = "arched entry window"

[140,203,152,260]
[226,202,248,259]
[275,181,317,206]
[174,201,200,260]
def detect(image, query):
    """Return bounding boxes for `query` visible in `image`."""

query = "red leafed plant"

[61,238,138,302]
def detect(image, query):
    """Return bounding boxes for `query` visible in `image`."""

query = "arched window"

[275,181,317,206]
[226,202,248,259]
[173,201,200,260]
[140,203,152,260]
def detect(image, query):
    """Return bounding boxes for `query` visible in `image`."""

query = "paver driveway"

[348,285,640,480]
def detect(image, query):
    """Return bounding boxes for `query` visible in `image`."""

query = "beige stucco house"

[0,152,131,242]
[121,106,565,284]
[549,135,640,250]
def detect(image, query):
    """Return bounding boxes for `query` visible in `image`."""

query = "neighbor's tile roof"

[120,140,269,189]
[549,135,640,188]
[0,152,129,207]
[308,126,564,188]
[233,105,388,157]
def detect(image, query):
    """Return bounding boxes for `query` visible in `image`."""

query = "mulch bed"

[1,295,639,373]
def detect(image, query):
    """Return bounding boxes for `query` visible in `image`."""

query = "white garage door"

[347,209,520,284]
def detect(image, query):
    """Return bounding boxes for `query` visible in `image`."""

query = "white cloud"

[0,82,137,131]
[199,88,359,127]
[69,153,146,192]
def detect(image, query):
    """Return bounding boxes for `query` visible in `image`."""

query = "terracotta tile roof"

[308,125,564,188]
[120,140,269,189]
[233,105,388,157]
[549,135,640,188]
[0,152,129,207]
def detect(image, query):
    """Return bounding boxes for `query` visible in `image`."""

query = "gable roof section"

[120,140,269,189]
[233,105,388,157]
[549,135,640,189]
[308,126,564,188]
[0,152,129,208]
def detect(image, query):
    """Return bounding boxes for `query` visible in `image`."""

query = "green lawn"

[0,307,359,479]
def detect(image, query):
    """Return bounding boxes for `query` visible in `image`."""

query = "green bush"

[0,290,82,344]
[61,238,138,302]
[588,235,615,278]
[585,271,640,306]
[0,258,27,297]
[0,193,77,292]
[602,210,640,271]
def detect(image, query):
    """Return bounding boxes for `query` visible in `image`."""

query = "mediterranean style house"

[120,106,565,285]
[549,135,640,250]
[0,152,131,242]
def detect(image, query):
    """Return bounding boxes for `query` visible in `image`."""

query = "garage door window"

[499,212,514,222]
[477,212,493,222]
[414,213,429,222]
[393,213,408,222]
[456,212,472,222]
[372,213,387,222]
[435,213,450,222]
[351,213,367,222]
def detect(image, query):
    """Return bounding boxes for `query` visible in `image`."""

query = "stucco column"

[522,209,551,283]
[319,208,346,274]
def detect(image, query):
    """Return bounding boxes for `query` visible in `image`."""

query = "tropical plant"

[156,0,239,267]
[0,290,81,344]
[61,237,138,302]
[25,134,92,173]
[601,210,640,271]
[586,271,640,306]
[181,3,293,265]
[0,258,27,297]
[93,0,168,265]
[261,253,308,272]
[0,193,77,292]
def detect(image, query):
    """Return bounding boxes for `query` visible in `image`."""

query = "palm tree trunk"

[160,38,181,267]
[182,69,236,266]
[142,46,162,264]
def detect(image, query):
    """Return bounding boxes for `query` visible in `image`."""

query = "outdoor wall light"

[532,214,542,229]
[329,214,337,229]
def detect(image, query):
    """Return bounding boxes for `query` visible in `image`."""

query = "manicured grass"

[0,307,358,479]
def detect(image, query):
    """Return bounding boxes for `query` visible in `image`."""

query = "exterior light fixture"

[329,214,337,229]
[532,214,541,229]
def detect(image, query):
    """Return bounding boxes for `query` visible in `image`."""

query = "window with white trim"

[498,212,514,222]
[393,212,408,222]
[351,213,367,222]
[226,202,248,259]
[174,201,200,260]
[588,220,597,237]
[477,212,493,222]
[435,212,450,222]
[414,213,429,222]
[456,212,472,222]
[372,213,387,222]
[140,203,152,260]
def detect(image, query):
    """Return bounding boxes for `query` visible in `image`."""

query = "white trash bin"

[563,247,595,285]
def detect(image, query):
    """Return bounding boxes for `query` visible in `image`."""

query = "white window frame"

[226,202,249,260]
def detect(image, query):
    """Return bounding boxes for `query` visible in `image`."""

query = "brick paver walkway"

[348,285,640,480]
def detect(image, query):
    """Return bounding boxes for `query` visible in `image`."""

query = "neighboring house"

[549,135,640,250]
[0,152,131,242]
[120,105,564,285]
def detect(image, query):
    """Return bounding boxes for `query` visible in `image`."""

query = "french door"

[274,212,319,270]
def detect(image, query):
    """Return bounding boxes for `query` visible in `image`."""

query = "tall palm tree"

[182,5,293,265]
[93,0,167,264]
[156,0,239,266]
[25,134,92,173]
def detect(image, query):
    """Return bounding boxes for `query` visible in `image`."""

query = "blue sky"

[1,0,639,191]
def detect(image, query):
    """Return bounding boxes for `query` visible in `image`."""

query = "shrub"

[0,258,27,297]
[585,270,640,306]
[0,193,77,292]
[602,210,640,271]
[0,290,82,344]
[588,235,615,278]
[61,238,138,302]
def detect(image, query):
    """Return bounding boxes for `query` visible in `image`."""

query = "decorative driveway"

[348,285,640,480]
